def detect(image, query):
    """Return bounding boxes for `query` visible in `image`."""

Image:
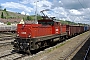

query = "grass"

[0,10,28,19]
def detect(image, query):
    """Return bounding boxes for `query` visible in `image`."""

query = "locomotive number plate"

[21,32,26,34]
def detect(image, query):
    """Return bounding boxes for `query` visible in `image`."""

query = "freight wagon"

[84,26,89,31]
[66,25,84,37]
[0,24,17,33]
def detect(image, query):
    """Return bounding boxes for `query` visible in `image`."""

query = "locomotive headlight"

[14,41,17,43]
[28,35,31,37]
[17,34,19,37]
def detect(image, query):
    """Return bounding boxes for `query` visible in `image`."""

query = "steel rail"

[0,50,26,60]
[63,34,90,60]
[84,46,90,60]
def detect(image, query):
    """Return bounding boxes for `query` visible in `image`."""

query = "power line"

[82,0,87,7]
[77,0,90,25]
[77,0,84,8]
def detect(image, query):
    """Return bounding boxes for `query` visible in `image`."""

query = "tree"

[0,6,2,10]
[4,8,6,11]
[1,12,4,18]
[23,17,25,20]
[37,15,42,20]
[27,16,30,20]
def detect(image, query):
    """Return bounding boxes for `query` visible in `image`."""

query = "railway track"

[65,34,90,60]
[0,32,16,36]
[0,37,15,41]
[0,41,12,47]
[0,40,15,48]
[0,32,26,60]
[84,46,90,60]
[0,32,16,41]
[0,50,27,60]
[0,32,16,47]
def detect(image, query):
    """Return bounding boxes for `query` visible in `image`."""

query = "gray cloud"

[42,4,49,7]
[60,0,90,9]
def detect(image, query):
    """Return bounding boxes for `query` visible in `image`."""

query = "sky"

[0,0,90,24]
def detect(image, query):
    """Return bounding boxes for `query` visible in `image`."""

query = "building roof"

[0,18,21,23]
[0,18,36,24]
[25,20,36,24]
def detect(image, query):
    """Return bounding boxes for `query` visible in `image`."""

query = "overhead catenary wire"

[77,0,85,8]
[77,0,90,25]
[82,0,87,8]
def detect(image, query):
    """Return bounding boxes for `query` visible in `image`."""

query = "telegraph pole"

[35,0,39,24]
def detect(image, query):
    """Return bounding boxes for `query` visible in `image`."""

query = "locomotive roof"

[38,19,60,23]
[38,16,60,23]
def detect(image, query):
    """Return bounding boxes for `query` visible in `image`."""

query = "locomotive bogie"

[14,33,67,53]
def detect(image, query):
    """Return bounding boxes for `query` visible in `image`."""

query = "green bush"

[7,22,11,25]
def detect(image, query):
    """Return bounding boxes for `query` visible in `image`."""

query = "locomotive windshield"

[38,21,54,25]
[38,19,54,25]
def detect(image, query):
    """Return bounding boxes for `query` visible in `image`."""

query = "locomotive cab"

[38,18,61,34]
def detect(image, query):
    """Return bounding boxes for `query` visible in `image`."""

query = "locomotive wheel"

[36,42,41,49]
[27,48,31,54]
[44,41,47,46]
